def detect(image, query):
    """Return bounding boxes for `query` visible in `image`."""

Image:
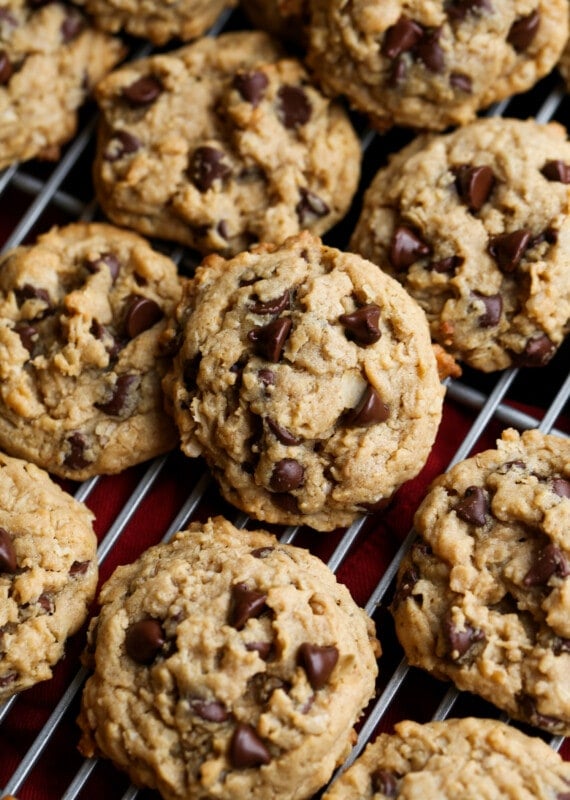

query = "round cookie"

[163,231,444,532]
[71,0,236,45]
[0,222,182,481]
[306,0,568,132]
[350,117,570,372]
[0,450,98,701]
[92,31,361,257]
[77,516,380,800]
[0,0,125,172]
[322,717,570,800]
[391,427,570,735]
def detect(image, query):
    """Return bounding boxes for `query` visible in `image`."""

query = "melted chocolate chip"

[64,432,91,470]
[345,385,390,427]
[105,130,141,162]
[14,283,51,308]
[95,374,138,416]
[517,693,562,731]
[258,369,275,387]
[444,614,484,658]
[541,160,570,184]
[446,0,493,22]
[249,291,290,315]
[339,304,381,346]
[229,723,271,768]
[507,10,540,51]
[248,317,292,362]
[372,770,399,797]
[392,566,420,608]
[389,225,430,270]
[382,16,423,58]
[270,458,304,492]
[125,618,165,664]
[0,528,17,574]
[523,543,570,586]
[122,75,163,106]
[298,643,339,689]
[515,334,555,367]
[276,85,311,129]
[455,486,488,526]
[14,323,37,354]
[189,146,232,192]
[415,28,445,73]
[296,188,329,224]
[471,291,502,327]
[69,560,90,576]
[251,547,274,559]
[37,592,54,614]
[85,252,120,281]
[0,672,18,688]
[191,699,229,722]
[389,54,408,86]
[233,70,269,106]
[0,51,13,85]
[230,583,267,630]
[454,165,495,211]
[553,478,570,498]
[266,418,301,445]
[450,72,472,92]
[246,641,273,659]
[488,229,531,273]
[271,493,300,514]
[61,11,84,42]
[124,295,163,338]
[429,255,463,273]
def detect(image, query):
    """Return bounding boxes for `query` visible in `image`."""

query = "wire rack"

[1,7,569,799]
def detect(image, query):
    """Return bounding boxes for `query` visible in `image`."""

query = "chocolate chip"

[415,28,445,72]
[124,295,163,338]
[372,770,399,797]
[454,165,495,211]
[37,591,54,614]
[246,641,273,659]
[249,291,290,315]
[553,478,570,498]
[446,0,493,22]
[63,432,91,470]
[0,51,12,85]
[258,369,275,387]
[229,723,271,768]
[270,458,304,492]
[276,85,311,129]
[450,72,472,92]
[61,11,84,42]
[85,252,120,281]
[14,283,51,308]
[392,566,420,608]
[429,255,463,273]
[251,547,274,558]
[517,693,562,731]
[95,374,138,416]
[515,334,555,367]
[297,643,339,690]
[507,10,540,51]
[523,543,570,586]
[382,16,423,58]
[0,672,18,688]
[233,70,269,106]
[0,528,17,574]
[191,699,229,722]
[541,160,570,183]
[230,583,267,630]
[455,486,488,526]
[271,493,300,514]
[69,560,90,576]
[339,304,381,345]
[471,291,502,327]
[248,317,292,362]
[125,618,165,664]
[122,75,163,107]
[14,323,37,354]
[105,130,141,162]
[488,229,531,273]
[189,146,232,192]
[389,55,408,86]
[389,225,430,270]
[444,614,484,658]
[296,188,330,224]
[266,418,301,445]
[345,385,390,427]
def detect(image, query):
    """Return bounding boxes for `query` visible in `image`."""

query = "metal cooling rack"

[0,7,569,798]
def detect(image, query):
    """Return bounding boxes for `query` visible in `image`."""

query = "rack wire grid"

[1,7,570,800]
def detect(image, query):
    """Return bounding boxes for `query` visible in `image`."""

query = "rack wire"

[0,7,569,799]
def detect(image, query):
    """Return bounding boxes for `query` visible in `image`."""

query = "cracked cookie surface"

[391,428,570,735]
[350,117,570,372]
[163,231,444,531]
[0,222,182,480]
[93,31,361,257]
[0,450,97,701]
[78,516,379,800]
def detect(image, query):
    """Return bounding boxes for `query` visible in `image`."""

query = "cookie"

[239,0,308,46]
[391,427,570,735]
[71,0,236,45]
[0,0,125,172]
[92,31,361,257]
[350,117,570,372]
[0,222,182,481]
[306,0,567,132]
[77,516,379,800]
[163,231,444,532]
[322,717,570,800]
[0,450,97,701]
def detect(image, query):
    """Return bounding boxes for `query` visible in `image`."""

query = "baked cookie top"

[0,222,182,480]
[306,0,568,131]
[391,427,570,735]
[0,450,98,702]
[0,0,125,171]
[70,0,236,45]
[350,117,570,372]
[163,231,444,531]
[93,30,361,256]
[322,717,570,800]
[78,516,379,800]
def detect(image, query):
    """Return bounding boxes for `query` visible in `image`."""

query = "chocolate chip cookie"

[0,450,98,701]
[78,516,380,800]
[350,117,570,372]
[71,0,236,45]
[163,231,444,531]
[322,717,570,800]
[0,222,182,481]
[391,427,570,735]
[306,0,568,131]
[93,30,361,257]
[0,0,125,172]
